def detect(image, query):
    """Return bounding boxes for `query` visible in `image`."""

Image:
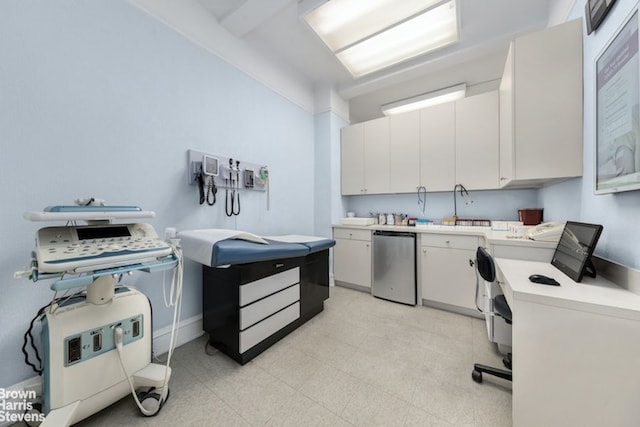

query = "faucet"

[417,186,427,216]
[453,184,473,218]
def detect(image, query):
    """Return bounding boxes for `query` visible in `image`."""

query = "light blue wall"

[0,1,316,387]
[541,0,640,269]
[314,110,349,237]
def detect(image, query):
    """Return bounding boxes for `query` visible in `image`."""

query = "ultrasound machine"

[15,201,183,426]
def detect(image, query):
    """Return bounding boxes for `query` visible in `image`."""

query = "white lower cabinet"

[333,228,372,290]
[420,234,479,314]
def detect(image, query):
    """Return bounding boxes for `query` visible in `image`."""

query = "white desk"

[495,258,640,427]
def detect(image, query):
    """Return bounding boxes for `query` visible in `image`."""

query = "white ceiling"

[135,0,558,122]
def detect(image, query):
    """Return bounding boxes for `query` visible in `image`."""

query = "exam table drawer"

[239,284,300,330]
[239,302,299,353]
[240,267,300,306]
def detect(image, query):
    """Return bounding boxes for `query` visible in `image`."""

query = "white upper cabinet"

[340,123,365,195]
[500,18,583,188]
[363,117,390,194]
[420,102,456,192]
[455,91,500,190]
[340,117,390,195]
[389,111,421,193]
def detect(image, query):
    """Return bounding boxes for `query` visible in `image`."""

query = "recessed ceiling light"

[381,83,466,115]
[303,0,459,77]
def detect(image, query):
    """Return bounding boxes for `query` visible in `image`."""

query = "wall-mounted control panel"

[187,149,267,191]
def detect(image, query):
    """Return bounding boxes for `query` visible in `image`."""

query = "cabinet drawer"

[240,267,300,306]
[421,234,478,250]
[333,228,371,241]
[491,244,554,262]
[239,302,299,353]
[237,257,300,285]
[240,284,299,330]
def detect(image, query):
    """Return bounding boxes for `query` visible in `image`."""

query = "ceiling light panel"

[337,3,458,77]
[303,0,459,77]
[304,0,442,52]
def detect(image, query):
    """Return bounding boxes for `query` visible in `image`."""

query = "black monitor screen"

[551,221,603,282]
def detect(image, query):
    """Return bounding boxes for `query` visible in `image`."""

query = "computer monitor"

[551,221,603,282]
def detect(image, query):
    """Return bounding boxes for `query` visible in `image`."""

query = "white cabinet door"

[420,102,456,191]
[455,91,500,190]
[513,18,582,181]
[340,123,365,195]
[421,246,477,311]
[499,19,582,188]
[334,238,372,289]
[363,117,390,194]
[389,111,420,193]
[499,45,515,186]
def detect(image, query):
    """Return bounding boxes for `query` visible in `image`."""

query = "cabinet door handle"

[445,240,450,244]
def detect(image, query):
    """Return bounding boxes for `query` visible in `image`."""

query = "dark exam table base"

[202,249,330,364]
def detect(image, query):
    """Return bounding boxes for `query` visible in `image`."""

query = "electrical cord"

[22,291,85,375]
[115,241,183,417]
[22,308,46,375]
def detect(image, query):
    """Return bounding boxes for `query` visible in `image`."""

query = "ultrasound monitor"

[551,221,603,282]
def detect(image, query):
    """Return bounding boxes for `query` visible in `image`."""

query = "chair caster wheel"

[503,354,512,370]
[472,369,483,383]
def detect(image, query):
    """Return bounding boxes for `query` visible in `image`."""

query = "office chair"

[472,246,513,383]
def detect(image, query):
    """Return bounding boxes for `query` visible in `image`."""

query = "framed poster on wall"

[595,6,640,194]
[586,0,617,34]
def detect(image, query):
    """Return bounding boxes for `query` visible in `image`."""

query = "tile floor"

[69,286,511,426]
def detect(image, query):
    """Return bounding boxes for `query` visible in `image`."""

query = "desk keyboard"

[36,223,172,273]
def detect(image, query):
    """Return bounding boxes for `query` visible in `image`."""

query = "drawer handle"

[445,240,450,244]
[274,263,284,268]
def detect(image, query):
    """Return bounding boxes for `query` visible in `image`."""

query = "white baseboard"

[152,314,204,357]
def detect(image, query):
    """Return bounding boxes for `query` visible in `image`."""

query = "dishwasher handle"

[374,231,416,238]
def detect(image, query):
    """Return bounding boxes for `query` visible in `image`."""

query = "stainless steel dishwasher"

[372,231,416,305]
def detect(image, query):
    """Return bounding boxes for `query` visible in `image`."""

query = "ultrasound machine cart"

[15,203,183,426]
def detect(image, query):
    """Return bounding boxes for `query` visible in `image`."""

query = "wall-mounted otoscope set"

[187,150,269,215]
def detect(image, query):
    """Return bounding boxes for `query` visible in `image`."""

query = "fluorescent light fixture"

[381,83,466,115]
[303,0,458,77]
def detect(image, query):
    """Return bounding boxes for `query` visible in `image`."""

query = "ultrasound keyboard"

[36,223,172,273]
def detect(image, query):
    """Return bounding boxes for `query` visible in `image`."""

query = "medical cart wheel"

[472,369,483,383]
[136,387,170,417]
[24,402,43,427]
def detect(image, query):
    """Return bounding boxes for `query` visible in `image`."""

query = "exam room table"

[178,229,335,364]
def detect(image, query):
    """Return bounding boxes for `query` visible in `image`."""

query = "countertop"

[496,257,640,320]
[332,223,557,249]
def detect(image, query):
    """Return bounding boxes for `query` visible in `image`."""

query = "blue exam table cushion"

[297,239,335,253]
[211,239,309,267]
[178,229,335,267]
